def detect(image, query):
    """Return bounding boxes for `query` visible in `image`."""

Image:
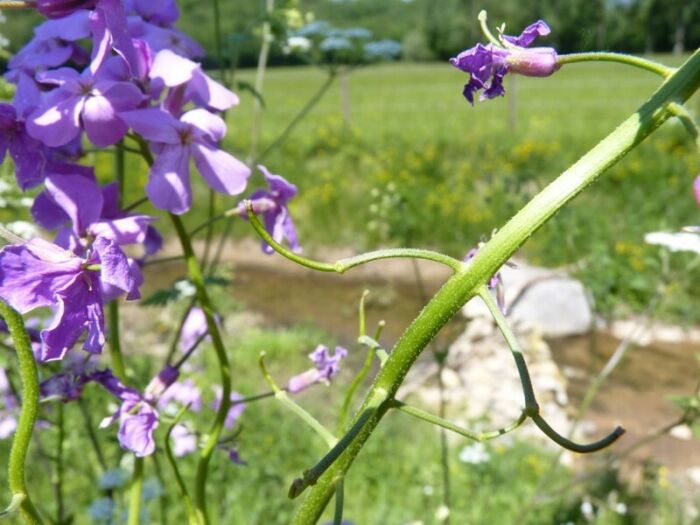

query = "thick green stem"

[127,458,143,525]
[557,52,674,77]
[292,48,700,524]
[0,301,44,524]
[170,214,231,525]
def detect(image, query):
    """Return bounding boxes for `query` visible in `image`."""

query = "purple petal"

[82,95,128,147]
[117,401,158,457]
[188,70,239,111]
[149,49,197,87]
[45,174,103,235]
[41,271,104,360]
[35,67,81,87]
[181,108,226,141]
[27,93,84,147]
[89,215,153,246]
[503,20,551,47]
[9,133,45,191]
[258,165,297,202]
[32,192,70,231]
[34,11,91,41]
[0,240,82,314]
[120,108,181,143]
[98,0,139,73]
[191,142,250,196]
[146,144,192,214]
[694,176,700,206]
[133,0,179,25]
[93,236,134,296]
[170,424,197,457]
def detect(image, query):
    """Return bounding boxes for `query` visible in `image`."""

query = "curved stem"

[292,48,700,524]
[127,458,143,525]
[245,201,463,272]
[0,301,44,525]
[170,214,231,525]
[477,10,504,47]
[259,353,336,448]
[530,414,624,454]
[557,52,674,78]
[478,287,537,410]
[390,400,527,442]
[164,406,198,525]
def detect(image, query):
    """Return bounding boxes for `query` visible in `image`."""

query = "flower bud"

[505,47,559,77]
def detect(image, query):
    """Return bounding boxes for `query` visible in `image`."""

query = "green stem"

[357,335,389,365]
[0,301,44,525]
[557,52,674,78]
[151,453,169,525]
[164,407,198,525]
[477,10,504,47]
[245,201,463,272]
[332,479,344,525]
[391,400,527,441]
[54,404,65,525]
[108,301,127,382]
[292,47,700,524]
[77,398,107,471]
[248,0,275,163]
[259,353,337,448]
[478,287,537,410]
[170,214,231,525]
[258,71,337,163]
[127,458,143,525]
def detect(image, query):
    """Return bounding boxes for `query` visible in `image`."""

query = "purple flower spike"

[244,165,301,254]
[120,108,250,214]
[450,19,558,104]
[287,345,348,394]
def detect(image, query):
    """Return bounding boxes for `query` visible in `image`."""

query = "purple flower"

[120,108,250,214]
[143,365,179,402]
[32,174,156,258]
[169,423,197,456]
[179,307,206,352]
[0,104,45,191]
[287,345,348,394]
[37,0,96,19]
[150,49,239,115]
[27,60,144,148]
[0,236,139,361]
[128,18,204,59]
[212,389,245,429]
[694,175,700,206]
[450,20,558,104]
[244,165,300,254]
[94,369,159,457]
[157,379,202,413]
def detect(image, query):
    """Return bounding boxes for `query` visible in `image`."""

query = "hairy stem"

[0,301,44,524]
